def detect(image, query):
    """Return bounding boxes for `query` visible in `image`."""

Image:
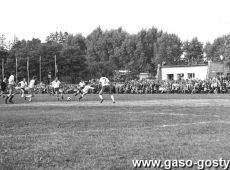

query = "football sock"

[99,95,103,100]
[5,96,9,104]
[111,95,115,102]
[9,95,14,103]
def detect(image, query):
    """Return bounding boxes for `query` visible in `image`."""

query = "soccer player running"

[74,80,85,96]
[52,77,63,100]
[99,75,116,103]
[25,76,37,102]
[5,72,16,104]
[5,71,15,104]
[0,77,7,99]
[18,78,27,98]
[78,81,95,101]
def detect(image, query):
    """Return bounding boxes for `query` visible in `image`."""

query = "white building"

[160,64,208,80]
[156,61,230,80]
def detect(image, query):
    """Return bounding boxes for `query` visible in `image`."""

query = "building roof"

[160,64,208,68]
[139,72,151,75]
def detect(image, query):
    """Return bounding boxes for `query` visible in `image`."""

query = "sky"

[1,0,230,44]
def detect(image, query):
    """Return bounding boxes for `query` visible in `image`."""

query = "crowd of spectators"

[113,77,230,94]
[3,76,229,95]
[32,77,230,94]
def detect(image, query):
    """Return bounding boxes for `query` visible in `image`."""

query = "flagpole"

[55,55,57,77]
[27,56,29,83]
[16,56,18,82]
[40,55,41,83]
[1,35,5,79]
[26,41,29,83]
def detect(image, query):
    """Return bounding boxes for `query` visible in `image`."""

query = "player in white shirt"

[99,74,116,103]
[25,76,37,102]
[78,81,95,101]
[74,80,85,96]
[52,77,63,100]
[5,71,16,104]
[18,78,27,98]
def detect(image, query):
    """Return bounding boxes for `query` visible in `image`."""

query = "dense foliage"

[1,27,230,83]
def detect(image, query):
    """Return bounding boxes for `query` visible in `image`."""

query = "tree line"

[0,27,230,83]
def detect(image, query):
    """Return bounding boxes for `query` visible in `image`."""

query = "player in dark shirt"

[0,77,7,98]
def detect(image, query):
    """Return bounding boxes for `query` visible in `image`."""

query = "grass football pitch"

[1,94,230,169]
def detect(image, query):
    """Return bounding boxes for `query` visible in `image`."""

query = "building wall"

[139,73,151,80]
[207,61,230,78]
[161,65,208,80]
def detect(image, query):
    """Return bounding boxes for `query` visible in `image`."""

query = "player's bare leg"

[25,90,34,102]
[56,91,60,100]
[74,89,83,97]
[6,95,14,104]
[78,94,83,101]
[25,94,32,102]
[99,95,104,103]
[21,89,25,98]
[60,92,64,100]
[5,87,14,104]
[99,89,104,103]
[74,90,79,96]
[6,94,15,104]
[79,92,87,101]
[5,95,9,104]
[8,94,15,104]
[110,95,116,103]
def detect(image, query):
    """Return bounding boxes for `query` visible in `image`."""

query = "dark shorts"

[20,88,26,92]
[100,85,112,94]
[79,86,84,91]
[54,88,60,92]
[1,86,6,92]
[77,87,84,94]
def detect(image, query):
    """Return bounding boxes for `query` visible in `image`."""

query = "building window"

[167,74,174,80]
[177,73,184,80]
[188,73,195,79]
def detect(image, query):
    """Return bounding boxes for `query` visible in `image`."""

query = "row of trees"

[0,27,230,83]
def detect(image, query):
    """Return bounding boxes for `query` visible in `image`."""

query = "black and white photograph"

[1,0,230,169]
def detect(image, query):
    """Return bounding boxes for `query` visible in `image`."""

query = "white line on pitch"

[127,112,204,116]
[0,120,230,139]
